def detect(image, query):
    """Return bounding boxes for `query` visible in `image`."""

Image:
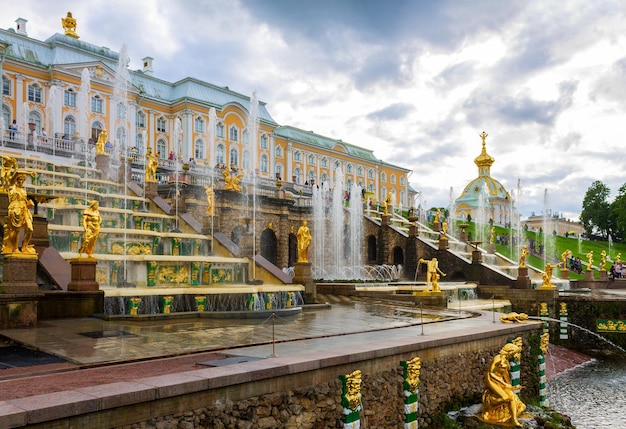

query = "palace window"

[275,164,283,179]
[346,164,353,173]
[261,154,268,173]
[156,117,166,133]
[195,140,204,159]
[28,84,42,103]
[308,154,315,165]
[63,115,76,137]
[260,134,268,149]
[390,174,396,184]
[136,111,146,128]
[64,89,77,107]
[116,102,126,120]
[90,122,103,142]
[242,129,249,145]
[381,172,387,182]
[229,125,238,142]
[275,145,283,158]
[216,122,225,138]
[308,170,315,182]
[294,151,301,161]
[157,139,167,159]
[91,95,104,113]
[29,111,42,132]
[294,167,303,184]
[194,116,204,133]
[321,157,328,167]
[230,148,239,167]
[216,144,225,164]
[2,76,10,95]
[357,166,363,176]
[368,169,374,179]
[400,176,405,185]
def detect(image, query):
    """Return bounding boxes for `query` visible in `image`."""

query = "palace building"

[0,15,414,208]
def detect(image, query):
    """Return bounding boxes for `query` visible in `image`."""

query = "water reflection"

[547,359,626,428]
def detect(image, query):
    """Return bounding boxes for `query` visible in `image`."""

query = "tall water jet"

[542,188,555,262]
[79,68,90,140]
[248,92,259,279]
[311,168,365,280]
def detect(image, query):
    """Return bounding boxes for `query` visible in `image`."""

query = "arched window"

[368,183,375,192]
[321,157,328,167]
[261,154,268,173]
[194,116,204,133]
[381,186,387,203]
[275,163,283,179]
[260,134,268,148]
[294,167,303,184]
[321,173,328,183]
[28,111,42,132]
[216,144,225,164]
[308,154,315,165]
[90,122,104,142]
[357,166,363,176]
[157,139,167,159]
[381,172,387,182]
[275,145,283,158]
[308,169,315,182]
[368,169,374,179]
[2,75,11,96]
[294,151,301,161]
[157,117,166,133]
[243,150,250,170]
[135,132,144,153]
[116,127,127,149]
[242,129,249,145]
[136,111,146,128]
[346,163,352,173]
[63,116,76,137]
[195,139,204,160]
[116,102,126,120]
[229,125,238,142]
[216,122,225,138]
[400,176,405,185]
[391,174,396,184]
[230,148,239,167]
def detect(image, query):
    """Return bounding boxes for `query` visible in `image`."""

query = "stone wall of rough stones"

[117,331,540,429]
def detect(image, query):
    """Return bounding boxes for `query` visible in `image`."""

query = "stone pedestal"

[599,270,608,281]
[516,266,532,289]
[95,154,112,179]
[145,181,158,197]
[438,236,449,250]
[381,215,390,226]
[433,221,441,232]
[2,254,39,294]
[32,215,51,248]
[293,262,316,303]
[560,268,570,280]
[584,270,595,281]
[408,224,418,237]
[488,243,495,254]
[472,249,482,264]
[412,291,447,308]
[68,258,99,291]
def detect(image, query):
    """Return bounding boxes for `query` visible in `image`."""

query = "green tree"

[580,180,611,239]
[610,183,626,242]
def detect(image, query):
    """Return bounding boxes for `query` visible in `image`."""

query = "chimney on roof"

[15,18,27,36]
[142,56,153,76]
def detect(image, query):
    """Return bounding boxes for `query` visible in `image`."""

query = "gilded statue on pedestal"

[480,342,527,427]
[586,250,594,271]
[2,171,37,255]
[600,250,607,271]
[296,220,311,262]
[204,184,214,216]
[418,257,446,292]
[145,146,158,183]
[519,246,529,268]
[561,249,572,269]
[540,262,561,289]
[78,200,102,257]
[95,129,108,155]
[222,168,243,192]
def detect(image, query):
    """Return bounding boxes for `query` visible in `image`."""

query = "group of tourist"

[568,256,584,274]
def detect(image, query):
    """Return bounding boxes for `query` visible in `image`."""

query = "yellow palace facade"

[0,16,414,208]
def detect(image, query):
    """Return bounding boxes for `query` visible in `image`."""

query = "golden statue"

[442,220,448,237]
[2,171,37,255]
[489,227,495,245]
[481,342,527,427]
[145,147,158,183]
[600,250,607,271]
[204,184,215,216]
[561,249,572,269]
[540,262,561,289]
[586,250,593,271]
[383,191,392,215]
[500,312,529,323]
[78,200,102,257]
[519,246,529,268]
[296,220,311,263]
[61,12,79,39]
[434,208,441,224]
[616,253,622,264]
[223,168,243,192]
[418,257,446,292]
[95,129,108,155]
[0,155,18,192]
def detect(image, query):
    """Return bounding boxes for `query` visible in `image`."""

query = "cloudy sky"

[4,0,626,221]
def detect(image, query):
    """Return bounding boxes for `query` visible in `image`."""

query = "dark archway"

[230,225,245,246]
[367,235,377,263]
[260,228,278,265]
[288,233,297,267]
[393,246,404,266]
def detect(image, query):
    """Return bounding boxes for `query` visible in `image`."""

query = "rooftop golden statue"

[480,342,527,427]
[2,171,37,255]
[61,12,79,39]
